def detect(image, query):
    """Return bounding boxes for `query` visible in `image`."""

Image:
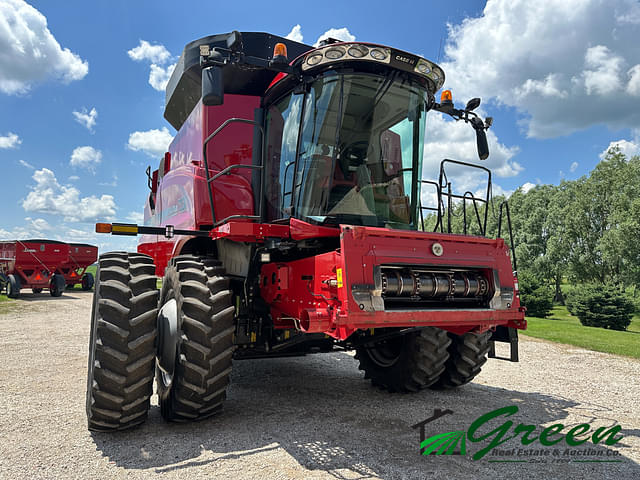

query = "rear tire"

[86,252,158,431]
[432,331,491,389]
[82,272,95,291]
[355,327,451,392]
[49,274,65,297]
[7,274,20,299]
[157,255,235,422]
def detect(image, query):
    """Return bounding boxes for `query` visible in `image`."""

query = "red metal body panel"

[58,243,98,285]
[261,226,525,340]
[0,240,69,288]
[138,95,260,275]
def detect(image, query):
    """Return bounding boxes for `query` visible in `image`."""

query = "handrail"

[437,159,491,235]
[497,201,518,272]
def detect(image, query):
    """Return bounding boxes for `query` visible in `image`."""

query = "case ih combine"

[0,240,96,298]
[86,31,525,431]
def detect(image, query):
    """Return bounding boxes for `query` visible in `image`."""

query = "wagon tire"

[432,331,491,389]
[82,272,95,291]
[157,254,235,422]
[355,327,451,392]
[7,274,20,298]
[86,252,158,431]
[49,274,65,297]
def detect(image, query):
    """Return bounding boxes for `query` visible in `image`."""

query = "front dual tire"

[86,252,234,431]
[355,328,490,391]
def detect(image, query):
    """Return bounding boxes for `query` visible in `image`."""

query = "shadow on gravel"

[91,352,640,478]
[11,293,84,302]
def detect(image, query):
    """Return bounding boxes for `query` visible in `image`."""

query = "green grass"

[522,306,640,359]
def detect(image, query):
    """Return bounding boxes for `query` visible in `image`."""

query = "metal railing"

[418,158,518,270]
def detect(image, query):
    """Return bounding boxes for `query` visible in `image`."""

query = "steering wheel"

[339,141,370,179]
[341,141,370,162]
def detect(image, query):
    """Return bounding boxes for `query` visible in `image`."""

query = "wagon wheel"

[81,272,95,291]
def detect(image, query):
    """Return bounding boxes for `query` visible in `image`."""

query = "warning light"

[441,89,453,104]
[96,223,112,234]
[273,43,287,59]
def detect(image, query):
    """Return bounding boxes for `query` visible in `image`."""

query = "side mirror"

[465,97,481,111]
[470,117,489,160]
[202,66,224,106]
[475,128,489,160]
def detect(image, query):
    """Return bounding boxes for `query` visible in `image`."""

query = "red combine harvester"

[58,243,97,290]
[86,31,525,431]
[0,239,69,298]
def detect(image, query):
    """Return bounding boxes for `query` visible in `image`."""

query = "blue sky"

[1,0,639,252]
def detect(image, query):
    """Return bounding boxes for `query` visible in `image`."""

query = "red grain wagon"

[0,239,68,298]
[58,243,98,290]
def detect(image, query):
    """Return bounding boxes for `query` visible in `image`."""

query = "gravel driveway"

[1,292,638,479]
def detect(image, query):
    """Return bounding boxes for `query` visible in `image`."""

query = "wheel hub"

[366,335,406,368]
[157,298,179,386]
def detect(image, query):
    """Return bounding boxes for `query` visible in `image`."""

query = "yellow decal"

[336,268,343,288]
[111,224,138,234]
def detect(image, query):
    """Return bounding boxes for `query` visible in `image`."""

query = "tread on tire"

[86,252,158,431]
[432,331,491,389]
[157,254,235,422]
[355,327,451,392]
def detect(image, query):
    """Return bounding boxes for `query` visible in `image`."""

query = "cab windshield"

[264,72,428,229]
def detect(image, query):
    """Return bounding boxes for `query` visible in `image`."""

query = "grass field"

[522,306,640,359]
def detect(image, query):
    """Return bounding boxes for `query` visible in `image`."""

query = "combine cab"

[86,31,525,431]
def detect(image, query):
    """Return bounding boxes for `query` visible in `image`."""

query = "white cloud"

[314,27,356,47]
[127,40,171,64]
[423,112,522,194]
[599,139,640,159]
[627,64,640,95]
[126,211,144,224]
[285,24,303,43]
[127,127,173,158]
[148,63,175,91]
[127,40,175,92]
[0,0,88,94]
[420,112,521,214]
[68,175,79,181]
[72,107,97,132]
[0,132,21,148]
[24,216,51,232]
[442,0,640,138]
[569,161,578,172]
[70,146,102,173]
[22,167,116,222]
[521,182,536,193]
[18,159,33,169]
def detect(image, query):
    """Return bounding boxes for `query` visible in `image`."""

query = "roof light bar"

[300,42,445,90]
